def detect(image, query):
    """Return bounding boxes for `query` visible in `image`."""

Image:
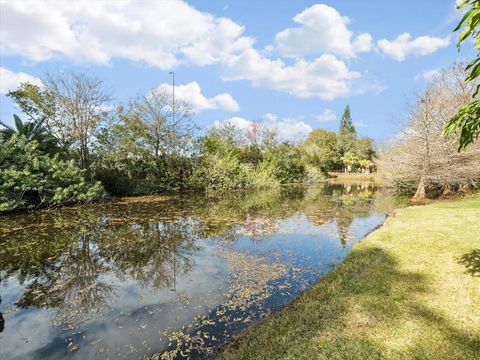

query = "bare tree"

[119,87,195,158]
[379,62,480,199]
[44,72,112,169]
[245,120,276,147]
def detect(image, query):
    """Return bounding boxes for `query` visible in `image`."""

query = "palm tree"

[0,115,59,154]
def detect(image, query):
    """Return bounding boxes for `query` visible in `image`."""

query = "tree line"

[0,72,375,211]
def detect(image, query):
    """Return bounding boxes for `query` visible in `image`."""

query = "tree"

[7,83,56,124]
[443,0,480,150]
[379,62,480,199]
[337,105,357,159]
[358,159,374,173]
[340,152,359,173]
[301,129,337,171]
[90,88,197,195]
[0,135,104,211]
[0,114,59,154]
[118,87,195,158]
[7,83,66,149]
[43,72,112,169]
[339,105,356,136]
[355,137,376,161]
[7,74,112,169]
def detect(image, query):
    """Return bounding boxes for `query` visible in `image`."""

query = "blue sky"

[0,0,474,141]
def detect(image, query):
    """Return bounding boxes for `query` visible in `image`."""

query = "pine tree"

[337,105,357,160]
[339,105,356,136]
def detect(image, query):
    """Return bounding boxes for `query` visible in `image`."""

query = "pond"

[0,182,404,359]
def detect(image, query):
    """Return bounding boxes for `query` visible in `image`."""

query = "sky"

[0,0,474,142]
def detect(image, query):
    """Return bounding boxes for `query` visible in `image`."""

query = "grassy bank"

[219,195,480,359]
[327,172,382,184]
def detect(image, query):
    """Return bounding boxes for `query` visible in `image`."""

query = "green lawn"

[219,195,480,359]
[327,172,380,183]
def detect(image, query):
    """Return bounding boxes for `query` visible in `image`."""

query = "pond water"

[0,183,403,359]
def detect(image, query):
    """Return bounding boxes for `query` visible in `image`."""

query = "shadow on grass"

[219,246,480,359]
[459,249,480,277]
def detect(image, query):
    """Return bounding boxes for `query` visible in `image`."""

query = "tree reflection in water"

[0,295,4,333]
[0,182,403,358]
[15,230,116,328]
[99,219,200,291]
[4,219,200,329]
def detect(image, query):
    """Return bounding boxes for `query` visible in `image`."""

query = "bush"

[193,151,253,191]
[94,155,194,195]
[267,144,306,184]
[0,135,104,212]
[303,164,325,185]
[252,159,280,188]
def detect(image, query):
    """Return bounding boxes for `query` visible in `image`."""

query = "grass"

[327,172,382,184]
[218,194,480,359]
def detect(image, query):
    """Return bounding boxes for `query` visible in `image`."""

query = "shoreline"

[0,178,380,216]
[216,194,480,359]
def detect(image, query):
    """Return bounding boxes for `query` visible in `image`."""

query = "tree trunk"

[459,183,469,193]
[442,184,452,197]
[412,174,427,201]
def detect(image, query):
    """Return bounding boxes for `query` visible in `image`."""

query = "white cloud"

[223,50,360,100]
[155,81,239,112]
[0,67,43,95]
[276,118,312,142]
[0,0,250,69]
[263,113,278,122]
[415,68,441,81]
[353,120,367,128]
[377,33,450,61]
[209,93,240,112]
[274,4,372,58]
[353,33,373,53]
[214,115,312,143]
[213,116,251,131]
[0,1,367,101]
[316,109,337,122]
[353,79,388,96]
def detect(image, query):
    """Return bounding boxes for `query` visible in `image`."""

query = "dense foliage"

[192,124,307,190]
[0,135,104,211]
[0,72,376,211]
[444,0,480,150]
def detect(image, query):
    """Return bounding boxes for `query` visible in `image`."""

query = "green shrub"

[94,155,194,195]
[193,151,254,191]
[0,135,104,211]
[252,159,280,188]
[267,144,306,184]
[303,164,325,185]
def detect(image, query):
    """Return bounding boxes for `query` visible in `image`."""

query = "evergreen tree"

[339,105,356,136]
[337,105,357,159]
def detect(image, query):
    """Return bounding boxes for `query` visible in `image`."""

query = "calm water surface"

[0,183,403,359]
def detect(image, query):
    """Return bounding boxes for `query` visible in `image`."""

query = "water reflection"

[0,183,403,359]
[0,296,4,333]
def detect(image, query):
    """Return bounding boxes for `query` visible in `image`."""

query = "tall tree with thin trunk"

[117,87,195,158]
[337,105,357,171]
[43,72,112,169]
[339,105,356,137]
